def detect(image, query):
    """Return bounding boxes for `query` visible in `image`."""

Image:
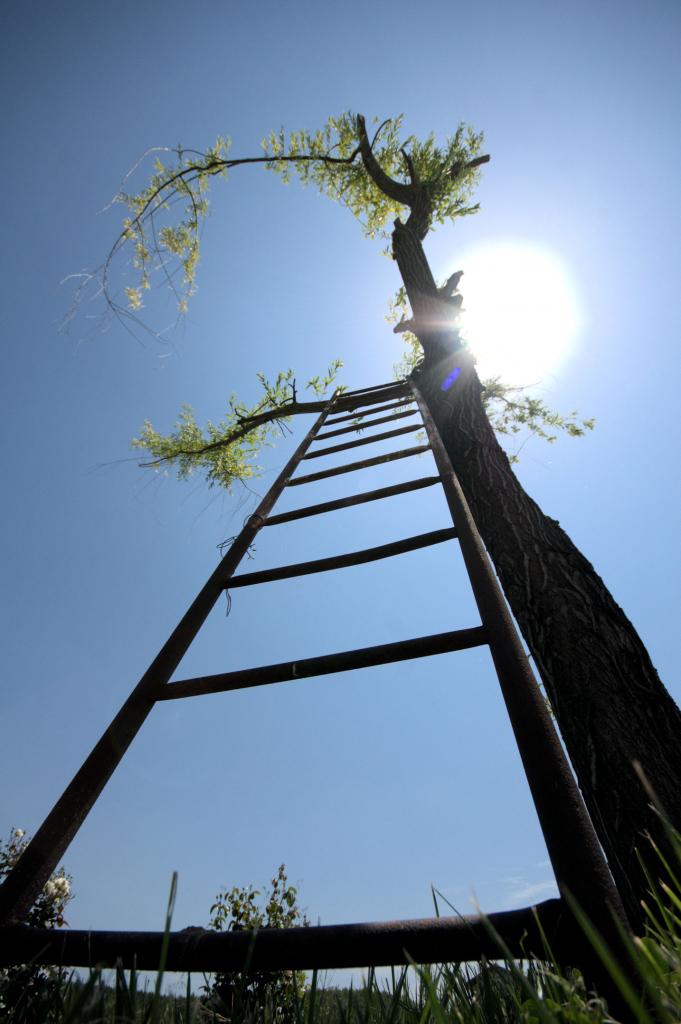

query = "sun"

[453,242,581,385]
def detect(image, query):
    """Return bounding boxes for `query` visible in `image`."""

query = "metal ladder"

[0,378,626,977]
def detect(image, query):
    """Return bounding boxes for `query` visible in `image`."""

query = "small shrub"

[204,863,308,1023]
[0,827,74,1023]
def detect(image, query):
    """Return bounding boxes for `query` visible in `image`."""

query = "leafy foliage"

[105,112,484,324]
[112,139,230,319]
[386,285,423,379]
[263,113,484,241]
[132,361,342,490]
[480,378,595,461]
[106,110,591,489]
[0,828,72,929]
[204,864,308,1023]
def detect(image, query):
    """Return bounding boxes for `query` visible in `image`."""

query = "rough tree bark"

[364,128,681,930]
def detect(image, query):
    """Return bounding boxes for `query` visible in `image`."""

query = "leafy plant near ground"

[0,828,74,1023]
[4,783,677,1022]
[204,863,309,1023]
[3,807,681,1022]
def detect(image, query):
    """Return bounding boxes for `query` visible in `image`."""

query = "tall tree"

[102,113,680,929]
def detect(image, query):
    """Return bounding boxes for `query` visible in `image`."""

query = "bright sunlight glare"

[455,242,581,385]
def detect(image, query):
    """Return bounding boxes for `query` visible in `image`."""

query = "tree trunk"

[393,218,681,930]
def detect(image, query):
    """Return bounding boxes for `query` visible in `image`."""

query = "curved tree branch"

[355,115,414,207]
[448,153,491,180]
[103,147,365,316]
[400,147,419,186]
[122,151,362,234]
[369,118,393,151]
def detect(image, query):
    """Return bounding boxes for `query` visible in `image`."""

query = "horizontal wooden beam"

[339,380,406,397]
[303,423,421,460]
[334,384,410,412]
[225,528,457,588]
[265,476,442,526]
[324,398,415,426]
[315,408,418,440]
[0,900,569,971]
[287,445,431,487]
[159,626,487,700]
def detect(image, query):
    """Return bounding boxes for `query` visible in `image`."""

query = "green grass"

[3,819,681,1024]
[0,956,627,1024]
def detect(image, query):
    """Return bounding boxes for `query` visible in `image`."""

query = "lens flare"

[441,366,462,391]
[453,242,581,385]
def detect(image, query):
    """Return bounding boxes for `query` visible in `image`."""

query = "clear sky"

[1,0,680,975]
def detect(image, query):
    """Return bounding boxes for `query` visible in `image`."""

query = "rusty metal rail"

[0,376,629,989]
[0,900,569,972]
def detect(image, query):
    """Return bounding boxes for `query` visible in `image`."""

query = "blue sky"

[1,0,680,970]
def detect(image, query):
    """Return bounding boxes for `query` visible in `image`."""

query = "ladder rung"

[288,445,430,486]
[315,408,418,440]
[225,528,457,588]
[264,476,442,526]
[339,380,406,398]
[159,625,487,700]
[324,399,415,426]
[303,424,421,460]
[335,384,410,412]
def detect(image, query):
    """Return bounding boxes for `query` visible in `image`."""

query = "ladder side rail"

[410,381,629,935]
[0,395,340,926]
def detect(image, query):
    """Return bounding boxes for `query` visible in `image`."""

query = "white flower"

[43,877,69,903]
[44,876,70,900]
